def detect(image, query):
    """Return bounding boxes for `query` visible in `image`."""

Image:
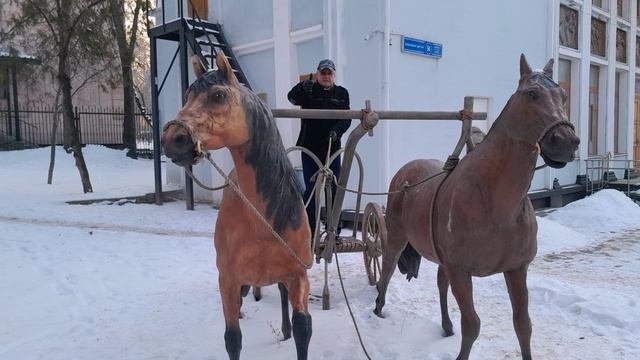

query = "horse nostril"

[174,133,188,146]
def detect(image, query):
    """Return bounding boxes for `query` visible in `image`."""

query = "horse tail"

[397,242,421,281]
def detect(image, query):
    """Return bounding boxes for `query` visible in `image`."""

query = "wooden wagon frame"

[271,97,486,309]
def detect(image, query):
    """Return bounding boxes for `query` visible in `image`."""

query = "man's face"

[316,68,335,88]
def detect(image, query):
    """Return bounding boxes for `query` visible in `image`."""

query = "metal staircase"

[148,8,250,88]
[148,1,251,207]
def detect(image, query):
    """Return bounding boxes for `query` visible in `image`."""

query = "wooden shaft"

[271,108,487,121]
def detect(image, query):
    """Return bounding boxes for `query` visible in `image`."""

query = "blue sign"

[401,36,443,59]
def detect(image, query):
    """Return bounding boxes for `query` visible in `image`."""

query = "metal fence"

[0,105,153,155]
[585,155,640,196]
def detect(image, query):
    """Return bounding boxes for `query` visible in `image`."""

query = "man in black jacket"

[287,59,351,236]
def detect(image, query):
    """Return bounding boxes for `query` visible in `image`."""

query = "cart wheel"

[362,202,387,286]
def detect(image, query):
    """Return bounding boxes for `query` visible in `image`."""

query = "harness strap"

[537,120,574,143]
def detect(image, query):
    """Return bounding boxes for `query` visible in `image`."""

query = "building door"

[635,97,640,165]
[188,0,208,19]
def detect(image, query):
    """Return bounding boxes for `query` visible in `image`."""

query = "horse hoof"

[373,308,385,318]
[281,332,291,341]
[443,328,454,337]
[238,311,245,319]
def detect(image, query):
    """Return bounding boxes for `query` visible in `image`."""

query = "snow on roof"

[0,47,39,63]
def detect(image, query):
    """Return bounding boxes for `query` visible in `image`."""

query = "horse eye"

[526,90,537,100]
[210,90,227,103]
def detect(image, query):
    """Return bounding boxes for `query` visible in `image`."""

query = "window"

[589,65,600,156]
[637,36,640,68]
[591,17,607,57]
[593,0,609,11]
[558,59,572,121]
[614,72,628,155]
[617,0,630,20]
[635,75,640,162]
[615,73,621,153]
[295,38,323,76]
[616,29,627,63]
[291,0,323,32]
[560,5,579,50]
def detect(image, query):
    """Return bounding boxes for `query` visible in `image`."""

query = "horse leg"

[220,280,243,360]
[278,282,292,340]
[239,285,250,319]
[253,286,262,301]
[437,265,454,336]
[374,231,408,318]
[285,276,312,360]
[447,268,480,360]
[504,265,532,360]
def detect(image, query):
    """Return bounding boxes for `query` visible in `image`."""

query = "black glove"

[302,80,314,92]
[327,130,338,142]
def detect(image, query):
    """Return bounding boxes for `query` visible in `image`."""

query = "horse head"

[162,54,249,167]
[510,54,580,168]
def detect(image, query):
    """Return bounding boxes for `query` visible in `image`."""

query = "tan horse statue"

[162,54,312,360]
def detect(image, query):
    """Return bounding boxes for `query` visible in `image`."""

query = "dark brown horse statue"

[374,54,579,360]
[161,54,313,360]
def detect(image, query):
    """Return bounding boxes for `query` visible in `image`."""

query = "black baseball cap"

[317,59,336,71]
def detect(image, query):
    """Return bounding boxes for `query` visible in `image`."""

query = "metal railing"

[585,153,640,196]
[0,105,153,153]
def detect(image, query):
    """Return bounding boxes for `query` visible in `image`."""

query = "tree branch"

[61,0,105,53]
[127,0,144,52]
[31,3,60,47]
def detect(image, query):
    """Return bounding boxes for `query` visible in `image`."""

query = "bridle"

[533,118,575,171]
[537,119,575,144]
[162,119,206,164]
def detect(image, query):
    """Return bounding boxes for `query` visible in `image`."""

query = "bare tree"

[7,0,115,193]
[107,0,150,159]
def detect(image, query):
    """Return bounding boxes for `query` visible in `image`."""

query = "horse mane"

[239,86,304,233]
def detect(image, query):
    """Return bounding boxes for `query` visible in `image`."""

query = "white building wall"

[338,0,385,209]
[386,0,555,193]
[156,0,639,207]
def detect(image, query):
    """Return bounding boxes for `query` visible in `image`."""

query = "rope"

[331,170,447,196]
[201,151,313,270]
[183,166,229,191]
[334,252,373,360]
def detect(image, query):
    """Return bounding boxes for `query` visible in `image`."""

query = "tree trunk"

[47,88,62,184]
[109,0,143,159]
[122,62,137,158]
[71,142,93,192]
[59,49,93,193]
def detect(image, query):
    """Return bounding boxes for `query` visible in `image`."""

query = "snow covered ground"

[1,146,639,360]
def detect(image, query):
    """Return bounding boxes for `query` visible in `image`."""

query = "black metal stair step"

[187,24,220,36]
[185,18,220,31]
[197,40,226,48]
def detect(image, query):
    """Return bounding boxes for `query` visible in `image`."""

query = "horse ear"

[542,58,554,78]
[520,54,532,77]
[215,53,239,87]
[191,55,206,78]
